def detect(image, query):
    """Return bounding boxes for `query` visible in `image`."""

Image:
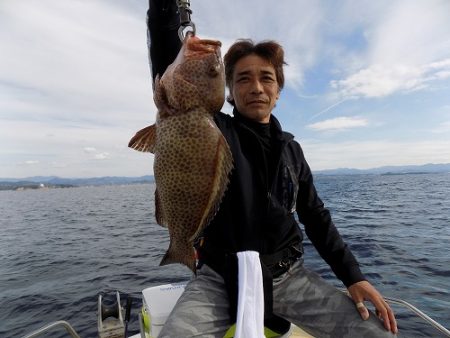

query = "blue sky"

[1,0,449,178]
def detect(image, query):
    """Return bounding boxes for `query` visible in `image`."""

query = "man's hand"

[347,280,398,334]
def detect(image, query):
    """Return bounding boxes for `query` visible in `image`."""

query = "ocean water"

[0,173,449,337]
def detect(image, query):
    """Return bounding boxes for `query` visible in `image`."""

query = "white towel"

[235,251,265,338]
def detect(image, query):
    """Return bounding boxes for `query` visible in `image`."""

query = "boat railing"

[384,296,450,337]
[19,295,450,338]
[21,320,81,338]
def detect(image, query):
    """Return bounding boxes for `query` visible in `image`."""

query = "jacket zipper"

[266,139,290,210]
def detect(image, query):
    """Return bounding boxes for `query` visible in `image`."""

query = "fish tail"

[159,246,197,272]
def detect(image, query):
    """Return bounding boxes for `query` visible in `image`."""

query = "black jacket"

[200,111,365,287]
[147,0,365,288]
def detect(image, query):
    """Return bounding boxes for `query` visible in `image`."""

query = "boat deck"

[290,325,314,337]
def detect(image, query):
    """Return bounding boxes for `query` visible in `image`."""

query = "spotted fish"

[128,35,233,272]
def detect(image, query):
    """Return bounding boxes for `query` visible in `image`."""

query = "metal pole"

[22,320,81,338]
[384,296,450,337]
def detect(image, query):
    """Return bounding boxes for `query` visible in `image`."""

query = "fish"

[128,34,233,272]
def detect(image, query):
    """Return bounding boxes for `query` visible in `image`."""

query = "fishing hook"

[177,0,196,40]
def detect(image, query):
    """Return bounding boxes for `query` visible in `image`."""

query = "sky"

[1,0,450,178]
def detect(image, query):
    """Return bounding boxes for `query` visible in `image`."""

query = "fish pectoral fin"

[154,75,168,110]
[154,75,177,115]
[128,124,157,153]
[155,188,168,227]
[171,73,202,110]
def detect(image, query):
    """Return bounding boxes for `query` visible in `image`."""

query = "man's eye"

[237,75,250,82]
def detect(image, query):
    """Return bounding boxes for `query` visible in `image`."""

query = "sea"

[0,173,449,338]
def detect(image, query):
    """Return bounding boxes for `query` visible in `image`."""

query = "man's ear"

[226,86,235,105]
[228,85,234,100]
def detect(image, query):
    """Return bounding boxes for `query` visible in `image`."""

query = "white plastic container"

[142,282,186,337]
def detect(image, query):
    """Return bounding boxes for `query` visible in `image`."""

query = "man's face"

[229,54,280,123]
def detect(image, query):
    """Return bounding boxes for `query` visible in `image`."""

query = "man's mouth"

[247,100,266,105]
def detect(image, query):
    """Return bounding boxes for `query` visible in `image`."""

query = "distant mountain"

[315,163,450,175]
[0,175,154,191]
[1,163,449,191]
[0,181,76,191]
[37,175,155,186]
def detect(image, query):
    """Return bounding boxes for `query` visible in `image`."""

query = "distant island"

[0,176,154,191]
[314,162,450,176]
[1,163,449,191]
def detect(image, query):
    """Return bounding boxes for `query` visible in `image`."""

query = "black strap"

[260,261,291,334]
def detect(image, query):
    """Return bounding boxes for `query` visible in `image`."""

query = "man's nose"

[250,80,264,93]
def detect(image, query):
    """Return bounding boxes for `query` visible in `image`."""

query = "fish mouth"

[185,35,222,57]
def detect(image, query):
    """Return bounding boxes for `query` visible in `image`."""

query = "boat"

[131,282,314,338]
[22,282,450,338]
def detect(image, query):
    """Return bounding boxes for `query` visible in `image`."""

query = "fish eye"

[208,65,219,77]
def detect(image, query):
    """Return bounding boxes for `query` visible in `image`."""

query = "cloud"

[432,121,450,134]
[330,60,450,98]
[84,147,97,154]
[0,0,154,128]
[328,1,450,99]
[83,147,109,160]
[1,0,450,178]
[307,116,368,131]
[193,0,327,89]
[24,160,39,165]
[94,152,110,160]
[367,1,450,65]
[308,99,350,121]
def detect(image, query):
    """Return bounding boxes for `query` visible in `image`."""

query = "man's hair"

[223,39,287,106]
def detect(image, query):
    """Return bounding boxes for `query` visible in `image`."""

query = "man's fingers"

[386,303,398,334]
[376,308,382,319]
[376,306,391,332]
[375,300,398,334]
[355,301,369,320]
[347,281,398,334]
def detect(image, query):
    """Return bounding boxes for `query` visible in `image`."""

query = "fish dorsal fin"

[128,124,156,153]
[154,75,170,113]
[189,132,233,242]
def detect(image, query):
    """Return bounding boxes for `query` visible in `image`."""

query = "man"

[147,1,398,337]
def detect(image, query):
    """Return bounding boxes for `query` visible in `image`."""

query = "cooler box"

[142,282,186,337]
